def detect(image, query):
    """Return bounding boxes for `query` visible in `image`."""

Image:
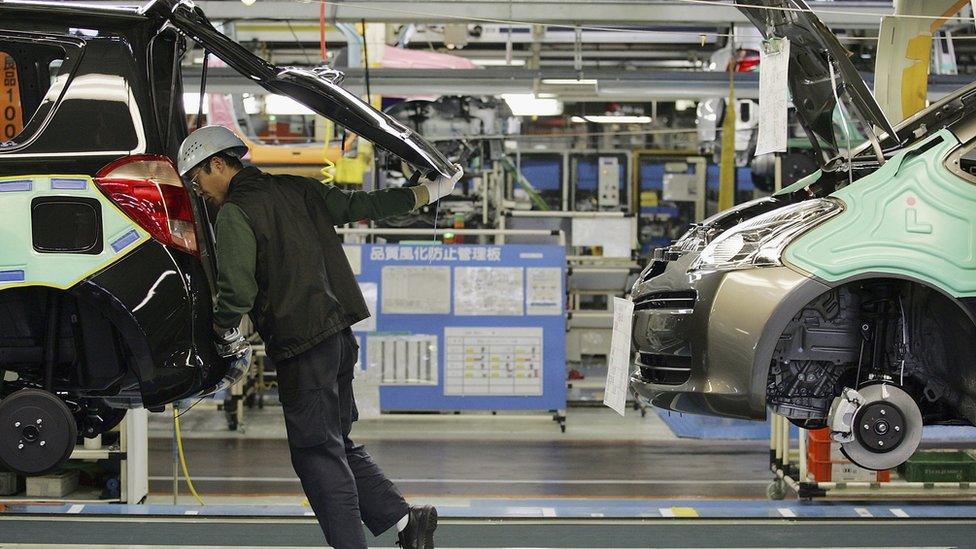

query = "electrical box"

[662,172,700,202]
[597,156,620,208]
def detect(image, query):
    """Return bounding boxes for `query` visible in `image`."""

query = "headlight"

[690,198,843,272]
[666,197,779,258]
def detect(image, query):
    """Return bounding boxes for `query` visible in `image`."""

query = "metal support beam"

[110,1,896,27]
[185,67,971,101]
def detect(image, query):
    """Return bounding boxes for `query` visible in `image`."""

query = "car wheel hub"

[0,389,77,476]
[854,401,905,453]
[831,383,922,471]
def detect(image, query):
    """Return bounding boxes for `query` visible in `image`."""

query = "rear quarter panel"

[0,174,150,288]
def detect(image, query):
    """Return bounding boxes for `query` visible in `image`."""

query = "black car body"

[0,0,455,476]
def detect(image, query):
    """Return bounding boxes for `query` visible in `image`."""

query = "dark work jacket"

[218,167,418,361]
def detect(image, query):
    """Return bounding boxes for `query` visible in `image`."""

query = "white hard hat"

[177,125,249,176]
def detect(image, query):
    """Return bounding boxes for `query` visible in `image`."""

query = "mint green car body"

[0,175,150,290]
[786,130,976,298]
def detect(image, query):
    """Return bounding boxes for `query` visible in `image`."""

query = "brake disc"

[0,389,78,476]
[837,384,923,471]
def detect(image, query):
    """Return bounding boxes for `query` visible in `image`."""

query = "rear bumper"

[77,241,227,407]
[629,255,828,419]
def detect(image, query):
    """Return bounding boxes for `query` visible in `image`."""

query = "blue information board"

[350,243,567,411]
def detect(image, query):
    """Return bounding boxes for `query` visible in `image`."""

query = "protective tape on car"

[0,174,150,290]
[785,130,976,298]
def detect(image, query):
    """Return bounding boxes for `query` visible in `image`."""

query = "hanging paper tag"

[756,37,790,156]
[604,297,634,416]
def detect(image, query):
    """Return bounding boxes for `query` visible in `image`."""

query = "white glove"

[211,327,252,394]
[214,327,249,358]
[419,164,463,204]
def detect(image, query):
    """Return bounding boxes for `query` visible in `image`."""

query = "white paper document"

[443,327,543,396]
[343,245,363,275]
[571,217,635,258]
[351,282,377,332]
[604,297,634,416]
[381,266,451,314]
[366,334,438,385]
[755,37,791,156]
[526,267,563,316]
[454,267,524,316]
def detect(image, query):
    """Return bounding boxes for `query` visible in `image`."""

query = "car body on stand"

[631,0,976,470]
[0,0,455,476]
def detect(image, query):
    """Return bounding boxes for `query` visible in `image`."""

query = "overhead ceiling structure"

[146,0,897,25]
[165,0,976,100]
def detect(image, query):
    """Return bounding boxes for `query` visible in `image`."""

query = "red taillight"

[94,155,199,257]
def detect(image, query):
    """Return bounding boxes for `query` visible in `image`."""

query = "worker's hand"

[214,326,249,358]
[419,164,464,204]
[211,326,252,393]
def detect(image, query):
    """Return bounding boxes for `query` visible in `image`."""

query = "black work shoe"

[396,505,438,549]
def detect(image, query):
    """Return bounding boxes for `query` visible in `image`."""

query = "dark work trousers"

[276,328,409,548]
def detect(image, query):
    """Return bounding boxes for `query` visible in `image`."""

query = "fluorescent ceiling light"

[265,94,315,115]
[501,93,563,117]
[571,115,652,124]
[470,58,526,67]
[541,78,598,85]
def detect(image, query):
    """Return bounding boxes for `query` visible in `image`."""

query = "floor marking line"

[855,508,873,518]
[891,508,910,518]
[542,507,557,517]
[184,510,199,515]
[148,476,768,485]
[778,508,796,518]
[658,507,675,517]
[65,505,84,514]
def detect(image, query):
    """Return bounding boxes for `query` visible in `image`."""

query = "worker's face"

[188,156,234,206]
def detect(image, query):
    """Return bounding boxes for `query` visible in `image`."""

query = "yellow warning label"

[1,52,23,141]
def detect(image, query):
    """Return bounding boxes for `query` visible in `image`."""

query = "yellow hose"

[321,119,336,184]
[173,406,205,506]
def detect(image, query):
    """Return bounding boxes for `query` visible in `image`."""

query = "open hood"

[150,0,458,181]
[736,0,899,165]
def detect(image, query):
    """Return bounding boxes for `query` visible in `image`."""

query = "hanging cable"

[173,404,205,506]
[319,0,328,61]
[318,1,337,183]
[195,51,209,131]
[828,55,854,189]
[287,20,313,65]
[360,18,372,105]
[321,118,336,183]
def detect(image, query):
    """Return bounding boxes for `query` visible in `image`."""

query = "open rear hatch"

[736,0,900,165]
[150,0,458,181]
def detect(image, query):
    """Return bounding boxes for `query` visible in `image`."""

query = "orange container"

[809,427,832,442]
[807,428,833,462]
[807,456,891,482]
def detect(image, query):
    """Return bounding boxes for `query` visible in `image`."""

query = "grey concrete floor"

[147,405,772,503]
[151,403,678,442]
